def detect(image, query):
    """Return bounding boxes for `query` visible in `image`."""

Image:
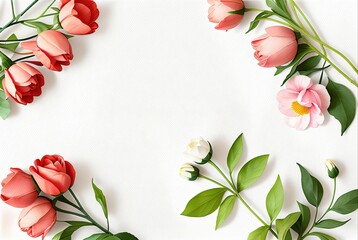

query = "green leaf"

[0,51,15,69]
[83,233,108,240]
[246,11,274,33]
[296,55,322,71]
[298,164,323,207]
[181,188,227,217]
[266,175,284,222]
[52,222,92,240]
[276,212,301,240]
[92,179,109,220]
[331,189,358,214]
[266,0,291,19]
[248,226,269,240]
[51,7,60,12]
[315,219,350,229]
[227,133,244,173]
[298,65,330,76]
[102,237,121,240]
[326,79,356,135]
[310,232,336,240]
[0,91,10,120]
[26,21,52,33]
[237,154,269,192]
[292,202,311,236]
[0,34,19,53]
[115,232,139,240]
[215,195,236,229]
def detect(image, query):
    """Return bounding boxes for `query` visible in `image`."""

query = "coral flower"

[277,75,330,130]
[208,0,245,31]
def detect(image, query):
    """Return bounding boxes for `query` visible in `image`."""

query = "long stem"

[13,55,34,63]
[10,0,16,18]
[316,178,337,223]
[209,161,237,191]
[199,175,235,194]
[69,189,112,234]
[0,34,37,42]
[0,0,39,34]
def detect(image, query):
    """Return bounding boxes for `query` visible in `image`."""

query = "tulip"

[2,62,45,105]
[1,168,39,208]
[180,164,200,181]
[18,197,56,239]
[184,137,212,164]
[21,30,73,71]
[251,26,298,67]
[59,0,100,35]
[324,160,339,178]
[208,0,245,31]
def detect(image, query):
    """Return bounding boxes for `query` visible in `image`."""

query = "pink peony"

[252,26,298,67]
[208,0,245,31]
[277,75,330,130]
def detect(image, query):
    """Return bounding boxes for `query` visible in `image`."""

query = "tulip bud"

[324,160,339,178]
[180,164,200,181]
[184,137,213,164]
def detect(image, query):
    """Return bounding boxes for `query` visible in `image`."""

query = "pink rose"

[277,75,330,130]
[18,197,56,239]
[59,0,99,35]
[29,155,76,195]
[1,168,39,208]
[21,30,73,72]
[2,62,44,105]
[251,26,298,67]
[208,0,245,31]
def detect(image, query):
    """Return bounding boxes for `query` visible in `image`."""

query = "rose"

[180,164,200,181]
[59,0,100,35]
[277,75,330,130]
[18,197,56,239]
[324,160,339,178]
[1,168,39,208]
[2,62,45,105]
[21,30,73,72]
[208,0,245,31]
[184,137,212,164]
[251,26,298,67]
[29,155,76,195]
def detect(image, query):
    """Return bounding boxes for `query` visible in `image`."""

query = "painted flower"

[1,168,39,208]
[21,30,73,72]
[2,62,44,105]
[251,26,298,67]
[180,164,200,181]
[18,197,56,239]
[59,0,100,35]
[208,0,245,31]
[184,137,212,164]
[277,75,330,130]
[29,155,76,195]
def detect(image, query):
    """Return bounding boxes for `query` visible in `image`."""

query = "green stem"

[0,34,37,42]
[319,61,327,84]
[302,206,319,239]
[69,189,112,234]
[245,7,266,12]
[209,161,237,191]
[289,0,304,29]
[0,0,39,34]
[54,206,87,219]
[10,0,16,18]
[13,55,34,63]
[316,178,337,223]
[199,175,235,194]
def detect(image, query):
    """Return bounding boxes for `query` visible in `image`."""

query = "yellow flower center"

[292,101,310,115]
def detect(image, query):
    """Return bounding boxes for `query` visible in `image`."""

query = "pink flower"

[2,62,44,105]
[29,155,76,196]
[59,0,99,35]
[21,30,73,72]
[1,168,39,208]
[252,26,298,67]
[18,197,56,239]
[208,0,245,31]
[277,75,330,130]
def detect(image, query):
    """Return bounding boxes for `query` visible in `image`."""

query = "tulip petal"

[215,14,243,30]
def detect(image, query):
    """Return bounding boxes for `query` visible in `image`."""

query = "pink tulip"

[277,75,330,130]
[208,0,245,31]
[21,30,73,72]
[1,168,39,208]
[59,0,99,35]
[2,62,44,105]
[18,197,56,239]
[29,155,76,196]
[252,26,298,67]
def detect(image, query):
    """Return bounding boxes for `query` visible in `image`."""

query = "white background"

[0,0,357,239]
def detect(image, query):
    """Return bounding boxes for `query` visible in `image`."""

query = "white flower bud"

[180,164,200,181]
[184,137,212,164]
[324,160,339,178]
